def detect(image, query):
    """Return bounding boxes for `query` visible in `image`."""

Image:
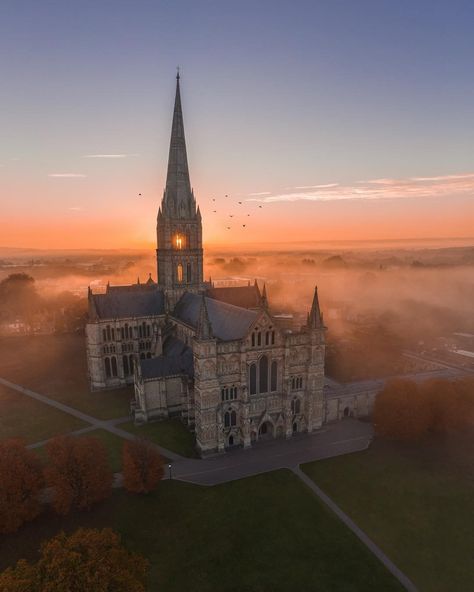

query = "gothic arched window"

[123,355,129,376]
[187,263,192,283]
[249,363,257,395]
[259,355,268,393]
[111,356,118,377]
[230,410,237,426]
[224,412,230,428]
[177,263,183,283]
[104,357,111,378]
[271,360,278,392]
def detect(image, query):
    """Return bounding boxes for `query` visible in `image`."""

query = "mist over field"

[1,241,472,382]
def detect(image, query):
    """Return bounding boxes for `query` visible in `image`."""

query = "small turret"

[308,286,323,329]
[260,283,269,309]
[196,294,213,340]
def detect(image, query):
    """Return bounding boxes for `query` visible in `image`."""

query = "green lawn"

[302,435,474,592]
[0,384,86,444]
[0,334,132,420]
[0,470,404,591]
[121,418,198,458]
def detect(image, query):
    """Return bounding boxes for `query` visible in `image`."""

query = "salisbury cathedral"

[86,74,326,455]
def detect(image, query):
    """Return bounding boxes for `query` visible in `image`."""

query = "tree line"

[374,376,474,441]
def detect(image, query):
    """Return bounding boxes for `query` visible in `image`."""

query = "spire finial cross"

[176,65,180,80]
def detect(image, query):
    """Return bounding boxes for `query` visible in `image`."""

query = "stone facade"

[86,74,333,456]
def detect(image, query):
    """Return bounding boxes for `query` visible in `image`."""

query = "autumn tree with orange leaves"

[44,435,112,515]
[0,528,149,592]
[123,438,164,494]
[0,439,43,534]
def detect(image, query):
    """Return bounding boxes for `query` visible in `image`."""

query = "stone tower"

[157,73,204,307]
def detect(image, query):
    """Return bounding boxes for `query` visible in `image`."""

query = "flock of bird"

[211,194,263,231]
[136,192,264,231]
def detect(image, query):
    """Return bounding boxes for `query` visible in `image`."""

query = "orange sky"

[1,175,473,250]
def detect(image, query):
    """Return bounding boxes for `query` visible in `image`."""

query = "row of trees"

[0,528,148,592]
[0,273,88,333]
[374,376,474,441]
[0,435,164,534]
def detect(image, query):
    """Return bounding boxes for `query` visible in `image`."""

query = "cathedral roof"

[140,336,193,380]
[206,284,261,309]
[89,285,165,320]
[173,292,257,341]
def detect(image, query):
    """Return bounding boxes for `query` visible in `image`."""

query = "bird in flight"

[138,193,142,196]
[238,201,242,204]
[226,226,231,229]
[213,210,217,213]
[258,205,263,208]
[229,214,234,218]
[242,224,246,227]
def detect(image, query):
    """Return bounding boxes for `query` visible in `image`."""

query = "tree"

[0,528,149,592]
[0,439,43,534]
[374,379,431,441]
[44,436,112,515]
[0,273,41,322]
[123,439,164,494]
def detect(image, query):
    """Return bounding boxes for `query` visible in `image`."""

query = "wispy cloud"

[294,183,339,189]
[248,191,271,196]
[84,153,140,158]
[248,173,474,203]
[68,206,83,211]
[48,173,86,178]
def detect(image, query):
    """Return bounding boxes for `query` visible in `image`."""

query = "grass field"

[0,384,86,444]
[0,334,132,419]
[0,470,404,592]
[302,435,474,592]
[121,418,198,457]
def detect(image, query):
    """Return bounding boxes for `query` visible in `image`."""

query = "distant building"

[86,74,331,455]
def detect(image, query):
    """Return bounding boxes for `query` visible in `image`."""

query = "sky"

[0,0,473,249]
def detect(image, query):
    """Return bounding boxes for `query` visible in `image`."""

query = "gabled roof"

[173,292,257,341]
[206,284,261,309]
[89,286,165,320]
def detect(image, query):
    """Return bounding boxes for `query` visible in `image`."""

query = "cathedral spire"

[308,286,323,329]
[196,294,213,340]
[162,72,195,218]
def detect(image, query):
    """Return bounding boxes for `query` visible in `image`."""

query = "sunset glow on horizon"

[1,1,473,250]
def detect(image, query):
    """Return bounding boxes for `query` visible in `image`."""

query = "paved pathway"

[0,376,372,484]
[0,377,182,461]
[2,375,418,589]
[293,466,418,592]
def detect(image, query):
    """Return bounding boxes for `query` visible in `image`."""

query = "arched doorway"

[343,406,350,418]
[228,435,234,447]
[259,421,273,440]
[292,421,298,433]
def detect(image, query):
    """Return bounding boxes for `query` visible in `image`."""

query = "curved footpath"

[2,375,420,591]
